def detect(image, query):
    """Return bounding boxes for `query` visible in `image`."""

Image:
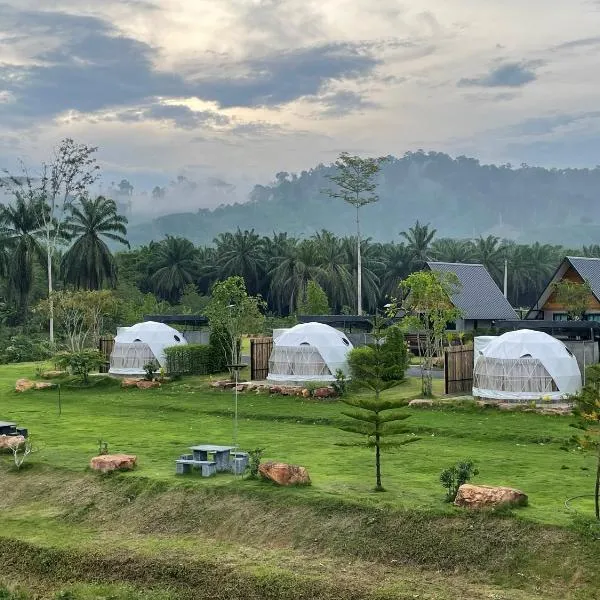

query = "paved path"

[407,366,443,379]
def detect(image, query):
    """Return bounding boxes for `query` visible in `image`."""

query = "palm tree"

[378,242,412,301]
[400,221,437,269]
[430,238,476,264]
[473,235,504,283]
[340,235,382,313]
[150,236,199,303]
[214,228,265,294]
[61,196,129,289]
[0,197,45,315]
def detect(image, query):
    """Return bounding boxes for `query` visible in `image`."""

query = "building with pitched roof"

[526,256,600,322]
[426,262,518,331]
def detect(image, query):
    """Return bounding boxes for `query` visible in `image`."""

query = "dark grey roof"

[567,257,600,302]
[426,262,518,320]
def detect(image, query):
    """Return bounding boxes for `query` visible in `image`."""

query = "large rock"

[15,379,35,392]
[259,461,311,486]
[40,370,66,379]
[454,484,528,509]
[90,454,137,473]
[0,435,25,450]
[34,382,55,390]
[408,399,434,407]
[136,380,161,390]
[121,378,141,388]
[313,387,336,398]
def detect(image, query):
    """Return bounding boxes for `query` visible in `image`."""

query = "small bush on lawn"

[247,447,265,478]
[440,459,479,502]
[54,349,103,384]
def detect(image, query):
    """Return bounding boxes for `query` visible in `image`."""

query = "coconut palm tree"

[400,220,437,269]
[430,238,476,264]
[150,236,199,303]
[473,235,505,283]
[61,196,129,290]
[0,196,45,316]
[378,242,412,302]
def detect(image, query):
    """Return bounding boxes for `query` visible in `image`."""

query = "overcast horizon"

[2,0,600,209]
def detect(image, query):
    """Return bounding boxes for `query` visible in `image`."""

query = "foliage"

[332,369,348,396]
[164,344,221,376]
[380,326,410,381]
[61,196,129,290]
[394,270,462,397]
[247,447,265,479]
[205,276,265,373]
[1,334,52,364]
[297,280,330,315]
[143,361,158,381]
[325,152,387,315]
[439,459,479,502]
[37,290,119,351]
[568,364,600,519]
[54,349,103,383]
[552,279,593,320]
[179,283,210,314]
[97,440,109,455]
[342,318,419,491]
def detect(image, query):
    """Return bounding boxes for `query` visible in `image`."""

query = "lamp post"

[226,303,245,450]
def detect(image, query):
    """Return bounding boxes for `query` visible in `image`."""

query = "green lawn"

[0,362,594,524]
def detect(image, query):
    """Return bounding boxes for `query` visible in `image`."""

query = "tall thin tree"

[325,153,386,315]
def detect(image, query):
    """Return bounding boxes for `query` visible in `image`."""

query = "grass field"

[1,362,600,599]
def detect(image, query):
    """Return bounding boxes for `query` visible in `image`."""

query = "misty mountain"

[127,151,600,247]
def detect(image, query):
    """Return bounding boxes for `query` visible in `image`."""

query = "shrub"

[54,349,103,384]
[332,369,348,396]
[1,334,52,364]
[247,447,265,478]
[440,459,479,502]
[143,360,158,381]
[380,326,410,381]
[164,344,221,376]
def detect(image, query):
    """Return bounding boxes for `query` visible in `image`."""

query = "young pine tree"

[340,319,418,491]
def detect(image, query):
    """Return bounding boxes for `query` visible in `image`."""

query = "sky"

[1,0,600,210]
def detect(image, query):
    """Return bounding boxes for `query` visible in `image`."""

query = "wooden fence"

[98,336,114,373]
[250,337,273,381]
[444,345,474,394]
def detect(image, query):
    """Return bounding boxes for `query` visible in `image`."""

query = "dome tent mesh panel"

[110,342,157,371]
[473,357,558,394]
[268,345,331,378]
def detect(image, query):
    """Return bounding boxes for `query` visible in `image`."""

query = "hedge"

[164,344,219,375]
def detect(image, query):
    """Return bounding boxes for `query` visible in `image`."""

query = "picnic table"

[0,421,27,437]
[175,445,249,477]
[190,445,236,472]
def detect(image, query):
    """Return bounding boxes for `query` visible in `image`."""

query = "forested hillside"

[128,151,600,247]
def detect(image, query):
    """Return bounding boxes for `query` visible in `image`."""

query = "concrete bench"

[230,452,249,475]
[175,459,217,477]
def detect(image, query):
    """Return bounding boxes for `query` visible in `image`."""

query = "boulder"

[34,382,55,390]
[259,461,311,486]
[408,399,434,407]
[314,387,335,398]
[301,388,310,398]
[40,370,66,379]
[454,484,528,509]
[90,454,137,473]
[0,435,25,450]
[121,378,141,388]
[136,380,161,390]
[15,379,35,392]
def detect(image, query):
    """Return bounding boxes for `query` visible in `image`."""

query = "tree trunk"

[356,205,362,316]
[375,430,382,491]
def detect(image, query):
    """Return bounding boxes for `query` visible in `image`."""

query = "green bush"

[440,459,479,502]
[208,327,236,372]
[1,334,52,364]
[380,326,409,381]
[164,344,220,376]
[54,349,103,383]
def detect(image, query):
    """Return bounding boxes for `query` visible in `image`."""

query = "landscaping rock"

[408,399,434,407]
[314,387,336,398]
[90,454,137,473]
[15,379,35,392]
[259,461,311,486]
[454,484,528,509]
[136,380,161,390]
[302,388,310,398]
[40,370,66,379]
[121,378,141,388]
[34,382,55,390]
[0,435,25,450]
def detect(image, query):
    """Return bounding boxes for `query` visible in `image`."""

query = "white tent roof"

[269,322,353,381]
[473,329,581,400]
[112,321,187,368]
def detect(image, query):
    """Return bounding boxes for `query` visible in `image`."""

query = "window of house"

[552,313,568,321]
[585,314,600,322]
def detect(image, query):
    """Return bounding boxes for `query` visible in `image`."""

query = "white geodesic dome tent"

[267,322,353,383]
[473,329,581,401]
[109,321,187,376]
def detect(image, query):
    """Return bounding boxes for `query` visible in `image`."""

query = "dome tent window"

[109,321,187,377]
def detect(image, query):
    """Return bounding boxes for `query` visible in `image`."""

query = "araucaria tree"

[204,276,265,374]
[569,364,600,519]
[325,153,386,316]
[340,319,418,492]
[395,270,461,397]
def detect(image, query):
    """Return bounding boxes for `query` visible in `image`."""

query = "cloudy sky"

[1,0,600,206]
